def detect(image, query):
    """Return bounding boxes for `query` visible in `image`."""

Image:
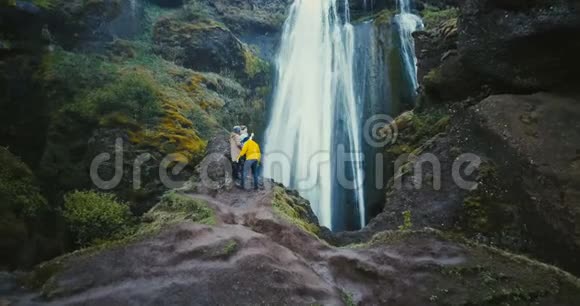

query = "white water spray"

[395,0,424,90]
[129,0,137,17]
[264,0,365,229]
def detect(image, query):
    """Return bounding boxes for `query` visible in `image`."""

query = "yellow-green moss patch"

[272,187,321,237]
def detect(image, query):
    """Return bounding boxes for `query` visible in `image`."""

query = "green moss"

[398,210,413,231]
[463,196,489,232]
[143,191,216,227]
[386,108,449,156]
[340,290,356,306]
[424,67,443,85]
[272,187,321,237]
[220,239,238,257]
[421,7,459,29]
[456,162,523,242]
[243,46,270,79]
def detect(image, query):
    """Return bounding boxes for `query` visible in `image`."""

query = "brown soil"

[5,183,580,306]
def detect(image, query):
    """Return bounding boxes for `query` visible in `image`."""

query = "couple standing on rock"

[230,125,262,190]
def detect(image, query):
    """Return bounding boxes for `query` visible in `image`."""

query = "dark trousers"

[242,159,260,190]
[232,161,242,180]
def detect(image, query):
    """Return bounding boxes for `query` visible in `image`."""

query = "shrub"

[69,70,163,124]
[0,147,48,218]
[63,191,131,246]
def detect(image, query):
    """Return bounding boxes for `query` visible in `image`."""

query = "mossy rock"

[421,7,459,29]
[355,229,580,305]
[385,108,450,156]
[272,186,322,237]
[142,191,216,227]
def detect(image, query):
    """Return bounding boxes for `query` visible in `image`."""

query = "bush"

[0,147,48,218]
[67,70,163,125]
[63,191,131,246]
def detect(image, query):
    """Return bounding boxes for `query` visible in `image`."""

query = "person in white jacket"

[229,126,243,180]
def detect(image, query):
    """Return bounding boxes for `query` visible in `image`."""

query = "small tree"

[63,191,131,246]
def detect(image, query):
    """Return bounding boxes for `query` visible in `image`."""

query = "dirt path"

[5,186,580,305]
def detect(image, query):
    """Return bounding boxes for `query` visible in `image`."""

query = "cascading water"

[395,0,424,91]
[129,0,137,17]
[264,0,365,230]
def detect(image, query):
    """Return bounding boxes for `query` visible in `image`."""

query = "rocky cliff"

[352,0,580,278]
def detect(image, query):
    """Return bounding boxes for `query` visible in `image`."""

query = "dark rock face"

[459,0,580,92]
[414,18,458,87]
[153,18,246,77]
[471,92,580,275]
[147,0,183,8]
[350,92,580,275]
[202,0,290,34]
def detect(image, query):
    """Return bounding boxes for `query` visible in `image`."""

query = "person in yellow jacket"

[237,133,261,190]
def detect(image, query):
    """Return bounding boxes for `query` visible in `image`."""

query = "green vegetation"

[143,191,216,227]
[63,191,132,246]
[424,66,443,86]
[217,239,238,258]
[243,46,270,79]
[65,70,163,124]
[340,290,356,306]
[421,7,459,29]
[0,147,48,218]
[0,147,50,267]
[272,187,321,237]
[386,108,450,156]
[398,210,413,231]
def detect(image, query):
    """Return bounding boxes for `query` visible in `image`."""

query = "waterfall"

[129,0,137,17]
[264,0,365,230]
[362,0,375,10]
[395,0,424,91]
